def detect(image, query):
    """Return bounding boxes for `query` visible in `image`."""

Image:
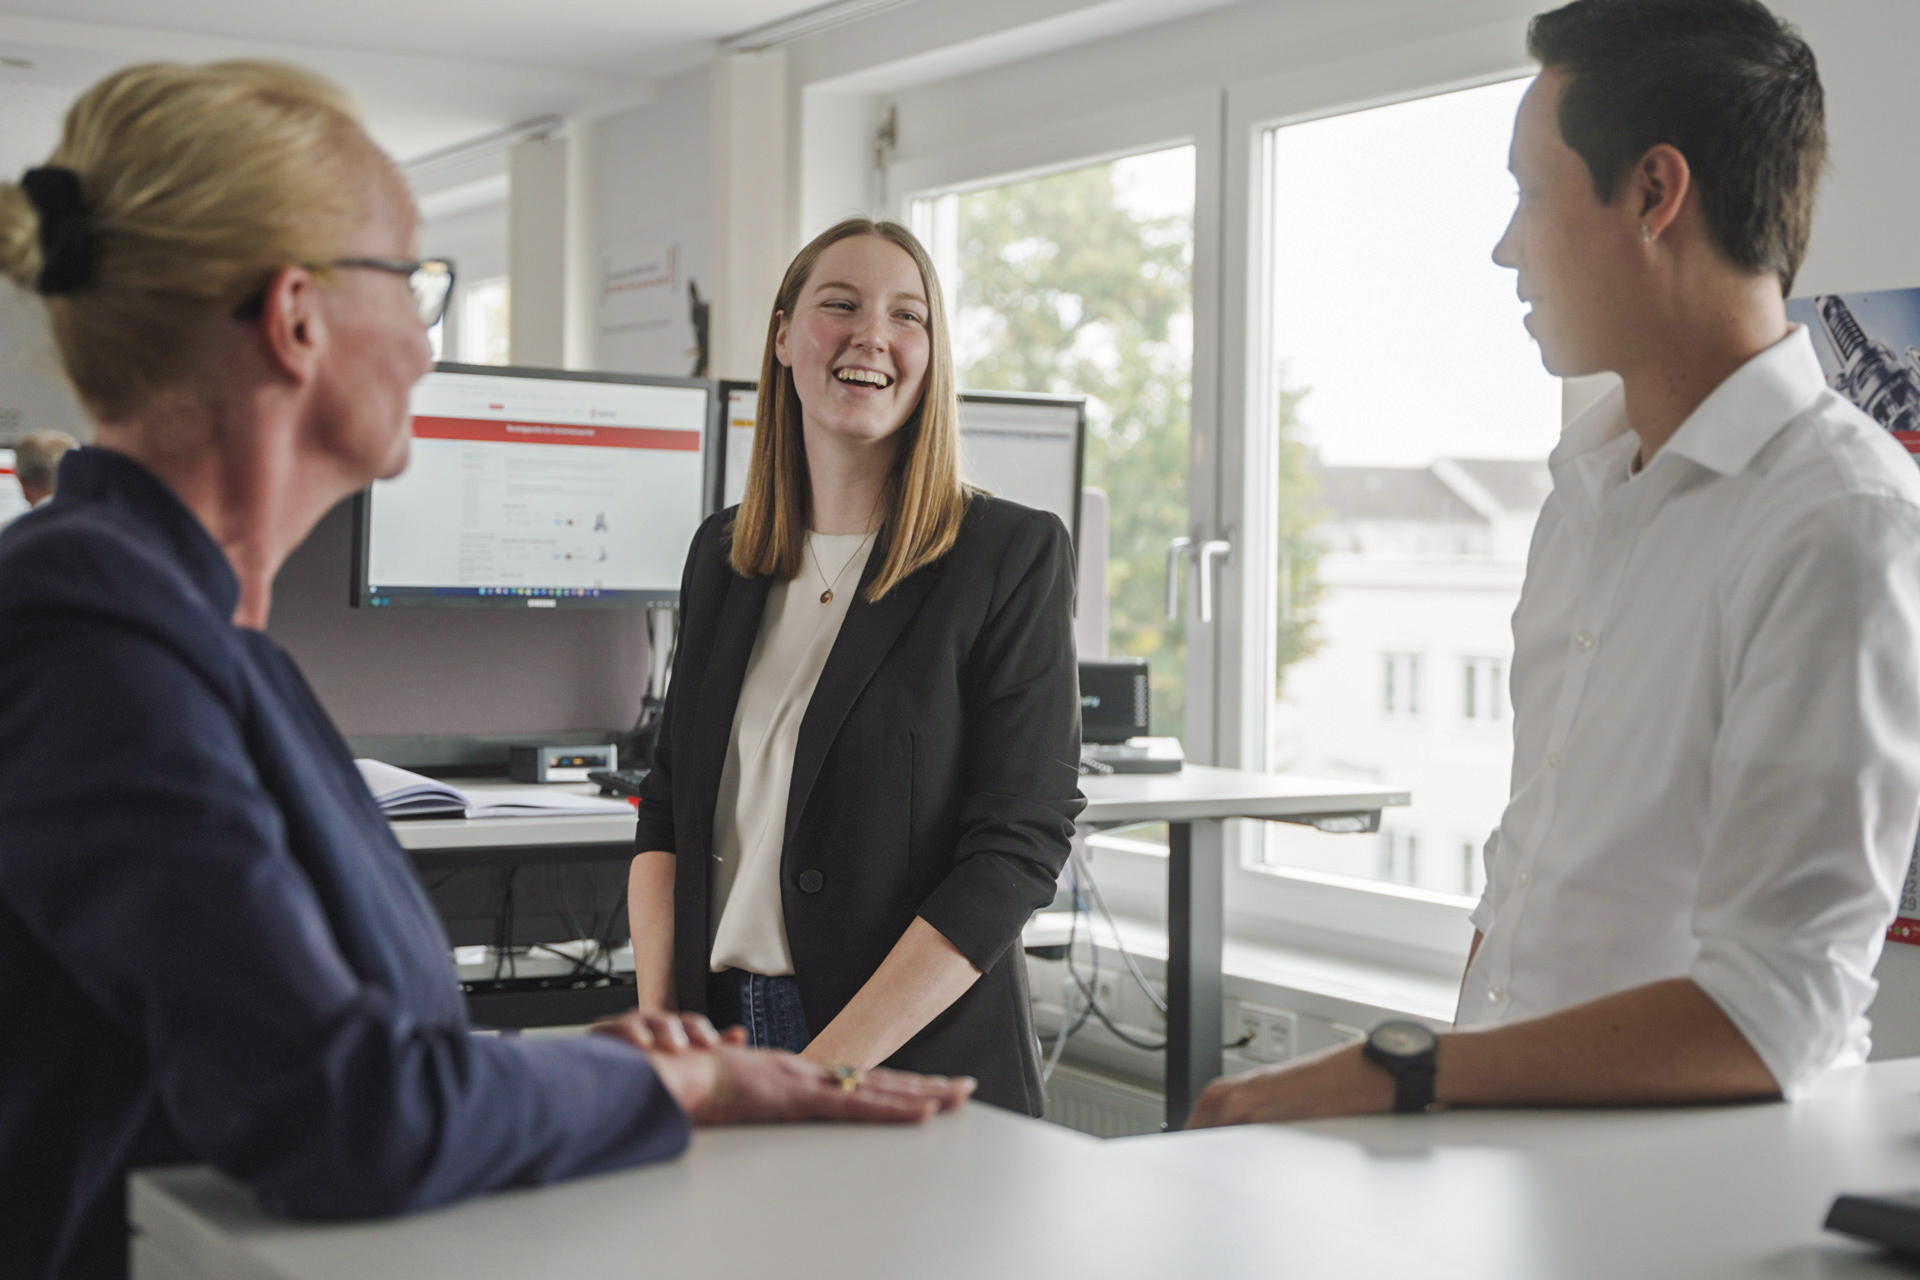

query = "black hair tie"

[20,167,92,295]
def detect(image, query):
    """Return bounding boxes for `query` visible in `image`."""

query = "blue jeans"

[708,969,811,1053]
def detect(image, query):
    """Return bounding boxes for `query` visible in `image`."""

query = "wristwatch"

[1363,1019,1439,1113]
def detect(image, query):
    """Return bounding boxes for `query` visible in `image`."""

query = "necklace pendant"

[820,589,834,605]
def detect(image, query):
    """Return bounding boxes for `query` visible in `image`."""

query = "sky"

[1268,76,1562,467]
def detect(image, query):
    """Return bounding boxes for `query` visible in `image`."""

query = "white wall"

[0,285,92,446]
[593,67,714,378]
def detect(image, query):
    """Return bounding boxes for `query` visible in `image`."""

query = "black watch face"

[1372,1022,1436,1058]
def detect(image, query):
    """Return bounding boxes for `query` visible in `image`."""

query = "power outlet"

[1234,1002,1298,1064]
[1065,969,1119,1019]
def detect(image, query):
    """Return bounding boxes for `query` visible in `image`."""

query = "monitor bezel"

[713,378,760,515]
[350,361,719,612]
[706,382,1086,548]
[951,388,1087,551]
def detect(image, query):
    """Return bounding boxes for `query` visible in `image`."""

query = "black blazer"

[634,495,1085,1114]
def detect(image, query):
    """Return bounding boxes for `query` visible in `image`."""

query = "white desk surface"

[389,765,1409,851]
[1117,1057,1920,1280]
[130,1061,1920,1280]
[131,1102,1454,1280]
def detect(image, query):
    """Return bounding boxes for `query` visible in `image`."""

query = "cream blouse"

[708,531,877,975]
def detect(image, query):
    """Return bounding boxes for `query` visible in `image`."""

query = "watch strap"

[1363,1023,1438,1114]
[1387,1058,1436,1114]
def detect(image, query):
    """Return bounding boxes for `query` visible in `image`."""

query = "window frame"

[1219,26,1538,962]
[879,19,1541,969]
[888,88,1228,759]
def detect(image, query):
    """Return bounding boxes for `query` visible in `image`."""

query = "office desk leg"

[1166,819,1224,1130]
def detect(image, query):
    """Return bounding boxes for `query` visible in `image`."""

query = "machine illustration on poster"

[1789,287,1920,945]
[1787,287,1920,455]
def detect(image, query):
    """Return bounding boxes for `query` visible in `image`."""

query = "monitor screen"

[716,380,758,512]
[353,364,714,610]
[713,385,1084,545]
[953,391,1085,546]
[0,449,26,525]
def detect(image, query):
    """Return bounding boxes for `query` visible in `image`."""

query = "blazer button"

[798,869,824,894]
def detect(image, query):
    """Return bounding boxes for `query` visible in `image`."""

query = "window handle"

[1198,539,1232,624]
[1165,536,1193,620]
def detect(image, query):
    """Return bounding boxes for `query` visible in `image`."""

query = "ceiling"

[0,0,836,175]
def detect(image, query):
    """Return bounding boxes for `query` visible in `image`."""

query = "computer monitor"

[712,384,1085,546]
[715,379,759,513]
[352,363,716,610]
[953,390,1086,547]
[0,449,26,525]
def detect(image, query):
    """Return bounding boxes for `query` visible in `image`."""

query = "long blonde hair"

[0,61,398,424]
[728,219,969,602]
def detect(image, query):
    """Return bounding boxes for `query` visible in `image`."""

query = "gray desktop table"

[128,1101,1454,1280]
[391,767,1408,1128]
[129,1059,1920,1280]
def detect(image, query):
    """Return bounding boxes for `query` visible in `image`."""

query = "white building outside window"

[1462,655,1506,721]
[1258,77,1562,898]
[1382,652,1422,717]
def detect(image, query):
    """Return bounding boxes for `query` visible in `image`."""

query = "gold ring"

[830,1064,863,1093]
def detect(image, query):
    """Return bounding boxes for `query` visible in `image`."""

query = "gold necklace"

[807,529,876,605]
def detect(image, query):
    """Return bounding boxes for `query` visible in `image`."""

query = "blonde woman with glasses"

[628,219,1085,1114]
[0,64,964,1280]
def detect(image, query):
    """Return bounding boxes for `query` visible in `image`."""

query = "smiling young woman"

[628,218,1087,1114]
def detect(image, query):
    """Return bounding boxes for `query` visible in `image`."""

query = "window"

[459,277,511,366]
[1255,78,1560,893]
[1380,828,1419,885]
[913,146,1195,736]
[1461,839,1485,896]
[1382,652,1421,717]
[1462,656,1504,721]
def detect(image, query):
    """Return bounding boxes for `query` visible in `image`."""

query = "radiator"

[1041,1063,1164,1138]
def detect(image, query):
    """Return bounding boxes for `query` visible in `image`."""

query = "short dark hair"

[1528,0,1825,294]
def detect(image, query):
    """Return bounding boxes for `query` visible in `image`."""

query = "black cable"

[492,866,519,981]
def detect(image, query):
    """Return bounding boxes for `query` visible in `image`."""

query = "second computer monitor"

[713,384,1085,545]
[353,363,716,610]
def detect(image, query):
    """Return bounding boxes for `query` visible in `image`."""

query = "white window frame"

[1214,22,1540,968]
[888,88,1228,762]
[877,19,1543,972]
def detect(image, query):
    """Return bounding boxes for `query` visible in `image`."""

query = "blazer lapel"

[689,570,770,868]
[783,542,946,855]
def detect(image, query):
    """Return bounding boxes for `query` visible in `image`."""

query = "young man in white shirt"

[1191,0,1920,1128]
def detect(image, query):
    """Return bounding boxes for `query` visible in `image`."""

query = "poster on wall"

[598,238,707,376]
[1787,287,1920,459]
[1790,287,1920,945]
[600,242,679,338]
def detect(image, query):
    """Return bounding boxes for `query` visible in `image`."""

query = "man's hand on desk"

[593,1010,975,1126]
[1187,979,1782,1128]
[1188,1042,1394,1129]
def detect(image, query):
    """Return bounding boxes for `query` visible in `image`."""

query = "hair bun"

[21,166,92,295]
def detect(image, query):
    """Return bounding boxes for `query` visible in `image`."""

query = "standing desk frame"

[392,767,1407,1128]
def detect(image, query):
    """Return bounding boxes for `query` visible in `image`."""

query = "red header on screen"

[1895,431,1920,455]
[412,415,700,451]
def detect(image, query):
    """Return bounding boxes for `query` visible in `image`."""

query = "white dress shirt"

[708,532,876,976]
[1460,327,1920,1095]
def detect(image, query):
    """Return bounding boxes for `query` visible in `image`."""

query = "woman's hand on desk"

[596,1009,746,1053]
[595,1011,974,1124]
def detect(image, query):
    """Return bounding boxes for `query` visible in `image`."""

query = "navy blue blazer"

[0,450,688,1280]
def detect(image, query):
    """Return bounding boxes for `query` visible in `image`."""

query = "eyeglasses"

[232,257,456,328]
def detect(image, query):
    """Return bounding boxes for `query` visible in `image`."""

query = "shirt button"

[798,869,824,894]
[1574,631,1595,650]
[1487,984,1505,1003]
[1547,752,1561,769]
[1517,870,1531,888]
